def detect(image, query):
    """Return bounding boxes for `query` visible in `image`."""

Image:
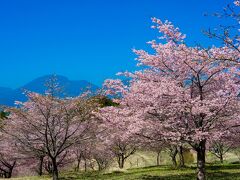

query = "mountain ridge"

[0,75,99,106]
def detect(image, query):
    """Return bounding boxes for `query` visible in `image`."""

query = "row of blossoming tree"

[0,78,142,180]
[0,1,239,180]
[98,1,240,180]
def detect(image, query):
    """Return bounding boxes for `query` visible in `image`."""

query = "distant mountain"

[0,75,99,106]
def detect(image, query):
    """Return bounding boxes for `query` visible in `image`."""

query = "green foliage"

[0,111,8,120]
[91,95,119,108]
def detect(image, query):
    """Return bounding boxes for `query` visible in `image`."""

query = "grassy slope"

[11,164,240,180]
[71,164,240,180]
[10,151,240,180]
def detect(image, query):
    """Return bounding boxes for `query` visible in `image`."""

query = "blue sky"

[0,0,233,88]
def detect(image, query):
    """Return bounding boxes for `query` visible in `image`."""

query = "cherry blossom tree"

[177,145,186,168]
[0,134,17,178]
[208,131,235,164]
[72,140,95,172]
[166,145,178,168]
[138,138,166,166]
[111,138,136,169]
[5,90,97,180]
[97,106,138,169]
[103,17,240,180]
[92,144,113,171]
[209,140,233,163]
[70,95,117,172]
[13,143,46,176]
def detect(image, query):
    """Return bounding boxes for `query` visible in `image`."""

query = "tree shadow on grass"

[206,164,240,170]
[59,171,125,180]
[141,173,195,180]
[186,163,240,171]
[141,172,240,180]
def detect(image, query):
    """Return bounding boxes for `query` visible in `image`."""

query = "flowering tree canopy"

[5,91,97,180]
[103,16,240,180]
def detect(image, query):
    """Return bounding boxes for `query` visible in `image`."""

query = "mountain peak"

[0,75,99,106]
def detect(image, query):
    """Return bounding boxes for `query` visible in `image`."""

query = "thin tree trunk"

[97,161,102,171]
[178,146,185,168]
[52,158,59,180]
[121,156,125,169]
[118,155,125,169]
[76,160,80,172]
[220,154,223,164]
[38,156,44,176]
[76,155,81,172]
[196,140,206,180]
[84,159,87,172]
[157,151,161,166]
[172,155,177,168]
[169,146,178,168]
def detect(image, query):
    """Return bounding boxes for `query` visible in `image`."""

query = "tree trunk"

[4,173,9,178]
[219,154,223,164]
[118,155,125,169]
[4,161,16,178]
[121,156,125,169]
[178,146,185,168]
[51,158,59,180]
[5,172,11,178]
[157,151,161,166]
[196,140,206,180]
[97,161,102,171]
[38,156,44,176]
[169,146,178,168]
[75,155,81,172]
[171,155,177,168]
[84,159,87,172]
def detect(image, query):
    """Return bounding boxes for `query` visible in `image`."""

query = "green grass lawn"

[11,164,240,180]
[10,151,240,180]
